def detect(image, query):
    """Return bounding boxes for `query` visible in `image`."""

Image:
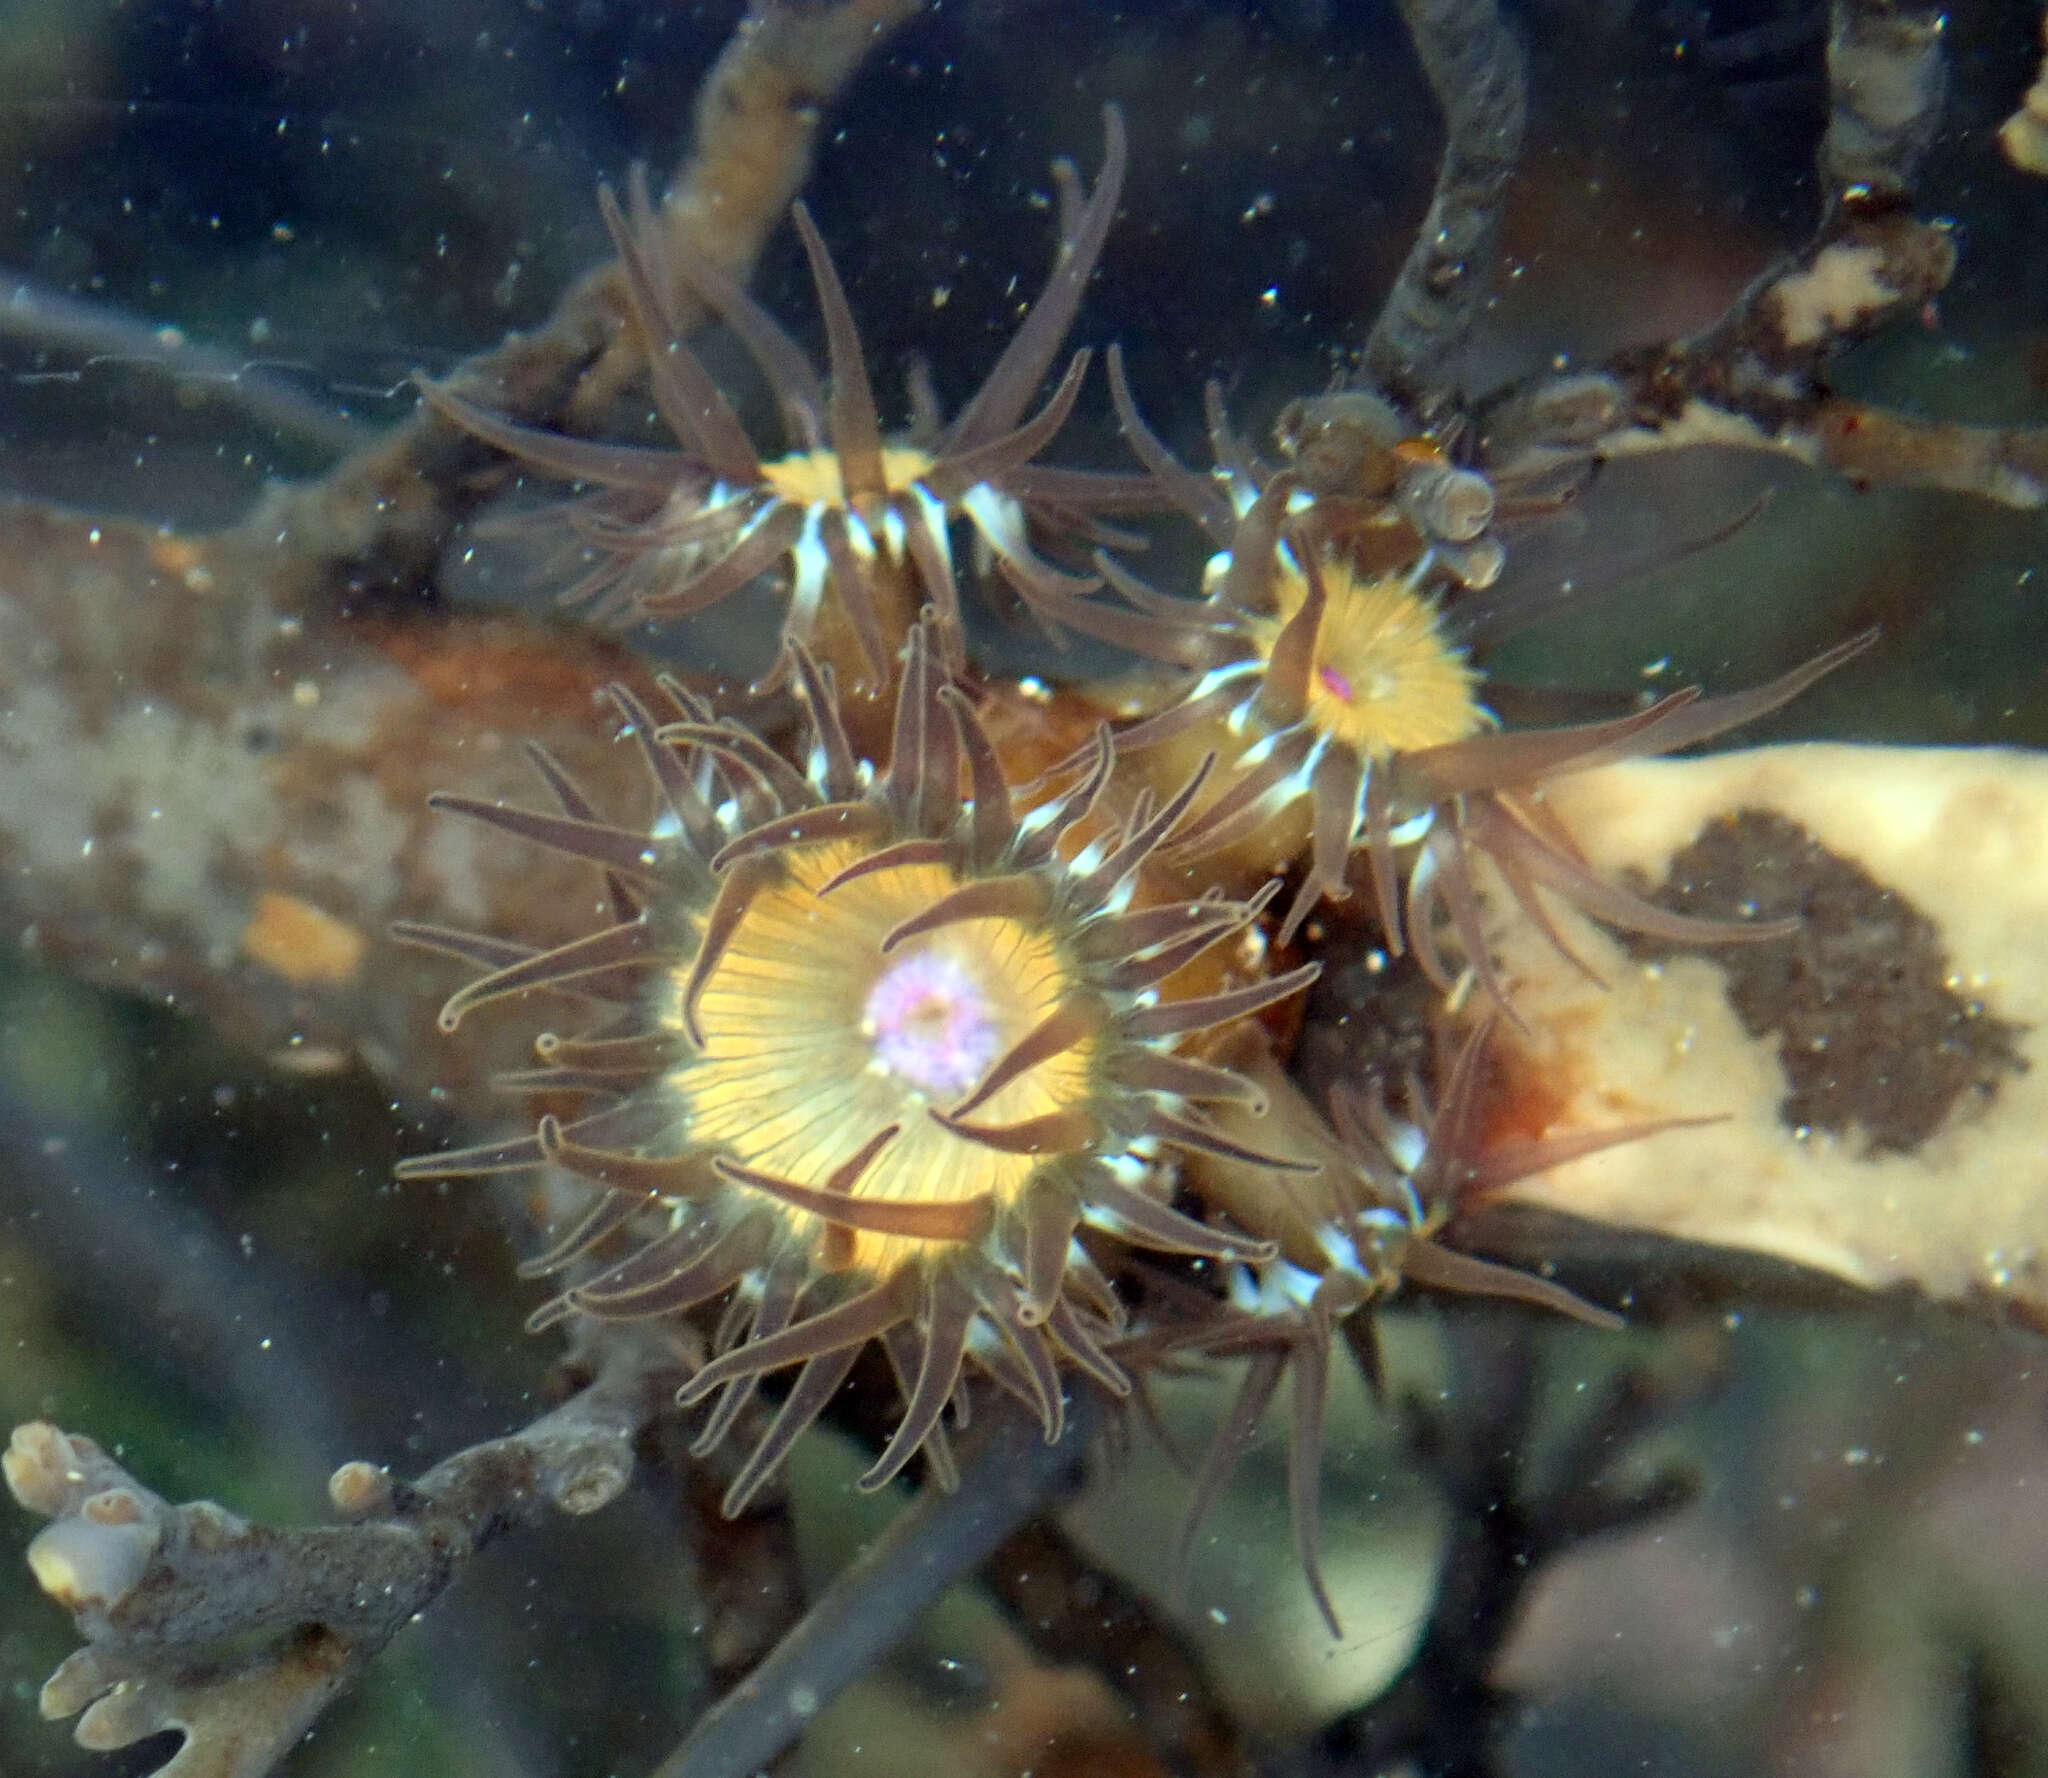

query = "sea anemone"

[417,107,1150,685]
[1072,348,1868,1004]
[1154,1017,1699,1633]
[394,618,1318,1513]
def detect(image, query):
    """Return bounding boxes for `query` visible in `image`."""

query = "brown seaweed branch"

[650,1392,1098,1778]
[1306,1323,1706,1778]
[987,1519,1252,1778]
[5,1330,689,1778]
[1361,0,1527,417]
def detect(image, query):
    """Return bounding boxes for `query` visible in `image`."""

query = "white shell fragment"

[1471,744,2048,1318]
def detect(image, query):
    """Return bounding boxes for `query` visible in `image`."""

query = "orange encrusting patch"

[658,839,1092,1278]
[1470,1024,1584,1154]
[239,891,367,987]
[364,616,637,717]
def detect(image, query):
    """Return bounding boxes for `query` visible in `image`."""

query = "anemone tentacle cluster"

[397,619,1319,1512]
[397,105,1855,1629]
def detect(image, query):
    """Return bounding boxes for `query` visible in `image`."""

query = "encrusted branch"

[5,1330,688,1778]
[1475,0,2048,510]
[1818,0,1948,203]
[1362,0,1527,415]
[2001,7,2048,175]
[1478,205,1968,479]
[0,0,916,1118]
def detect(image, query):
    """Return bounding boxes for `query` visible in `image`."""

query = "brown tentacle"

[425,794,662,882]
[435,918,659,1033]
[1173,1344,1287,1604]
[1105,342,1236,540]
[602,683,726,862]
[880,873,1050,953]
[1220,471,1298,621]
[678,1276,911,1399]
[1285,1326,1341,1637]
[939,684,1021,869]
[635,500,806,618]
[923,349,1092,503]
[1085,1175,1274,1262]
[786,642,862,803]
[950,995,1108,1120]
[930,1106,1102,1157]
[858,1269,977,1491]
[413,374,685,491]
[789,201,887,502]
[1017,1182,1083,1324]
[679,856,782,1047]
[816,836,955,895]
[941,105,1127,455]
[1399,1236,1623,1329]
[535,1115,720,1199]
[1280,742,1366,945]
[815,503,892,686]
[710,801,887,873]
[721,1345,866,1516]
[1120,961,1320,1041]
[1044,1296,1131,1396]
[597,183,760,483]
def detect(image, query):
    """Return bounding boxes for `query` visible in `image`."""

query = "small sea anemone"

[418,107,1149,684]
[395,619,1318,1513]
[1154,1017,1699,1634]
[1074,348,1868,1003]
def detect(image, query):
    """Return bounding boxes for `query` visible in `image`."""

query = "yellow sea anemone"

[417,107,1151,685]
[1148,1017,1707,1634]
[395,620,1317,1512]
[1077,348,1864,1005]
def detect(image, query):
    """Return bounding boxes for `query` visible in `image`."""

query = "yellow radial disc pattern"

[759,445,939,510]
[662,839,1090,1277]
[1272,560,1486,758]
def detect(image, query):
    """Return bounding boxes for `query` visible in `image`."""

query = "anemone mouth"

[1261,555,1486,759]
[394,620,1312,1512]
[757,445,939,511]
[665,838,1096,1280]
